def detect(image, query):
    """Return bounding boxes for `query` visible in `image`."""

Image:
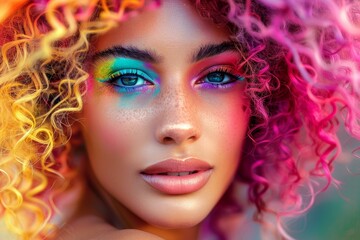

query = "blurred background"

[288,128,360,240]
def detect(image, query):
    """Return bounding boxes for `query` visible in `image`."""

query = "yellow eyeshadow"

[93,59,114,82]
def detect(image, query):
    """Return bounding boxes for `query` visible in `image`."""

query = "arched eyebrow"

[91,41,240,63]
[92,46,161,63]
[192,41,240,62]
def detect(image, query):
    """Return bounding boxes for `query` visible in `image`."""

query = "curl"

[0,0,151,238]
[196,0,360,238]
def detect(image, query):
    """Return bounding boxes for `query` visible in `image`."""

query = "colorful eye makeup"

[93,57,245,94]
[93,57,159,93]
[194,65,244,89]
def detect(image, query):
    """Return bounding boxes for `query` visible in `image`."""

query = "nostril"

[188,136,196,142]
[156,123,200,145]
[163,136,174,143]
[161,134,198,145]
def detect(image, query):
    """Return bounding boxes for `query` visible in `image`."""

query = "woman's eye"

[108,69,154,90]
[115,74,145,86]
[198,67,244,87]
[206,72,231,83]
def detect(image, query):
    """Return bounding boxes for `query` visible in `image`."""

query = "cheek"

[226,106,248,152]
[84,108,127,153]
[201,89,249,180]
[81,96,144,163]
[80,100,146,194]
[224,91,248,136]
[206,91,249,148]
[225,105,248,165]
[82,79,142,154]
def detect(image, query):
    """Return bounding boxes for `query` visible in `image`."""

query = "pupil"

[207,72,225,82]
[121,75,138,86]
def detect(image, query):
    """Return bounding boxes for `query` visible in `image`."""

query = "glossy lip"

[140,158,213,195]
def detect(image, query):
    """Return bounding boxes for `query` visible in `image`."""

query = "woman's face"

[80,0,249,230]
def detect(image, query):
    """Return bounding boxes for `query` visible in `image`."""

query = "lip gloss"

[141,170,213,195]
[140,158,213,195]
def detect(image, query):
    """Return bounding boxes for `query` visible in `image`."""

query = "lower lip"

[141,170,213,195]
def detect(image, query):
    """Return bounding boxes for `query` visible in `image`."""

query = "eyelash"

[106,69,154,93]
[195,66,244,89]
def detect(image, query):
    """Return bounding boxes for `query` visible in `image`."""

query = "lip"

[140,158,213,195]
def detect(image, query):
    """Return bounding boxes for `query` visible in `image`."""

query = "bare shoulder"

[55,215,164,240]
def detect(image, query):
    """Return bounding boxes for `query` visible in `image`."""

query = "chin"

[138,204,211,229]
[150,216,204,229]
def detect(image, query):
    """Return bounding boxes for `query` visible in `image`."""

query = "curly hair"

[0,0,359,239]
[196,0,360,238]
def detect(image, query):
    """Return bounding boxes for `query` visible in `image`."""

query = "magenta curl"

[194,0,360,238]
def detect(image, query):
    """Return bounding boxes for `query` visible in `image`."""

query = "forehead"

[95,1,231,52]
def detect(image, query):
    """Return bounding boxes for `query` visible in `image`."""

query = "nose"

[156,123,199,145]
[155,89,201,145]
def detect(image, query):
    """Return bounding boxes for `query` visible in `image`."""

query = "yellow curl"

[0,0,147,239]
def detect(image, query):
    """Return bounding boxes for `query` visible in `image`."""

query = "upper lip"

[141,158,213,175]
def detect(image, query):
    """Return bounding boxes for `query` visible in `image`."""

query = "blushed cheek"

[227,92,249,129]
[221,99,249,153]
[83,79,126,152]
[82,103,129,155]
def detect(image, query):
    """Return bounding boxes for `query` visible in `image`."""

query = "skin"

[60,1,249,239]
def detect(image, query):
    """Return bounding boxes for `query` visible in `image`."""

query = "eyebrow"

[192,41,240,62]
[91,41,240,63]
[92,46,161,63]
